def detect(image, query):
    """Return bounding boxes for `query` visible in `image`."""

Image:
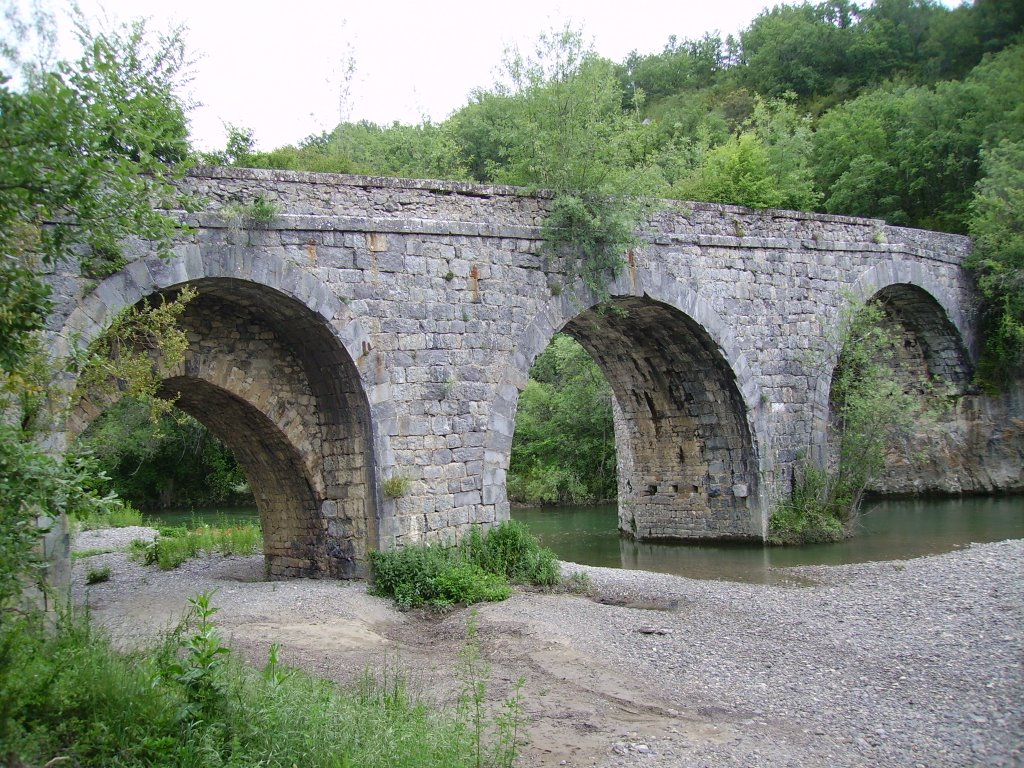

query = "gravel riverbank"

[72,531,1023,767]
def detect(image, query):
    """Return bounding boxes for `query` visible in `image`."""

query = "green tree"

[616,33,725,106]
[740,2,860,103]
[813,44,1024,231]
[0,11,192,378]
[672,97,820,210]
[851,0,945,84]
[78,399,251,510]
[235,119,468,181]
[509,335,616,505]
[448,90,522,183]
[473,27,667,296]
[0,7,194,610]
[967,140,1024,385]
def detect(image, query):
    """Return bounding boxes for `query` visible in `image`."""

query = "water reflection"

[513,496,1024,583]
[148,498,1023,584]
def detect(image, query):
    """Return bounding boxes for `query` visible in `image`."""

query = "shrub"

[369,544,491,609]
[769,465,846,544]
[85,565,112,584]
[433,562,512,606]
[371,521,560,608]
[460,520,560,587]
[382,475,410,499]
[562,571,594,595]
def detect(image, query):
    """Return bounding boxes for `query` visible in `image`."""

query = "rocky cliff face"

[873,385,1024,496]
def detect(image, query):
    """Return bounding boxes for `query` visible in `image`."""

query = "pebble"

[554,540,1023,767]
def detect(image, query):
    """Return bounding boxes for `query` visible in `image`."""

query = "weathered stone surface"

[873,388,1024,496]
[41,166,1008,579]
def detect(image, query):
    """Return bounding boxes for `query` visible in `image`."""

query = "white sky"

[62,0,955,152]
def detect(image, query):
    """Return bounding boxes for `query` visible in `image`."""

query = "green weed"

[220,195,279,225]
[128,522,263,570]
[460,520,560,587]
[0,597,528,768]
[561,570,594,595]
[72,501,144,530]
[457,613,527,768]
[382,475,410,499]
[73,547,115,559]
[370,520,559,608]
[85,565,112,584]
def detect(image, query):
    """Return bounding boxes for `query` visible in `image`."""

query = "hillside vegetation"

[217,0,1022,382]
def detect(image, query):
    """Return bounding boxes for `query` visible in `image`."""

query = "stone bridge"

[43,167,977,579]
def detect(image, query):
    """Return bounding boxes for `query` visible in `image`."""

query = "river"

[147,496,1022,584]
[512,496,1024,583]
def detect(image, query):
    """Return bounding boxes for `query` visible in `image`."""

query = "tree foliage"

[813,44,1024,231]
[0,10,193,378]
[480,27,667,296]
[72,286,195,422]
[509,335,616,505]
[967,140,1024,383]
[0,7,194,611]
[78,399,251,510]
[672,96,820,210]
[229,119,468,181]
[0,426,140,609]
[770,301,922,543]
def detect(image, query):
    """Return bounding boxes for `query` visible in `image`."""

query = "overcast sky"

[63,0,955,152]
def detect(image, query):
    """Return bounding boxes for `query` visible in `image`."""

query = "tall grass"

[0,596,525,767]
[72,501,145,530]
[129,522,263,569]
[371,520,560,608]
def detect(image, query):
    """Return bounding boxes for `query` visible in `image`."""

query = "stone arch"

[160,377,326,577]
[486,266,767,541]
[54,248,379,578]
[850,259,975,369]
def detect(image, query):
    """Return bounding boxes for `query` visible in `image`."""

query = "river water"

[512,496,1024,583]
[148,496,1022,584]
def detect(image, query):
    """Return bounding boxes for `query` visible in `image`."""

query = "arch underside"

[71,276,376,579]
[175,280,375,578]
[564,296,759,540]
[164,377,328,576]
[828,282,977,494]
[870,283,973,390]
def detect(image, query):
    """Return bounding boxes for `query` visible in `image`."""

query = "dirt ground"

[74,552,735,767]
[73,538,1024,768]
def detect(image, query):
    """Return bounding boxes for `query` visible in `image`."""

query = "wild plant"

[261,642,290,689]
[128,522,262,569]
[456,612,528,768]
[85,565,112,584]
[156,590,231,722]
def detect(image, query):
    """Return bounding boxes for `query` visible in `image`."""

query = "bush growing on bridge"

[770,301,922,544]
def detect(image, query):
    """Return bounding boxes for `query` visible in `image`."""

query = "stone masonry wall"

[44,167,980,574]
